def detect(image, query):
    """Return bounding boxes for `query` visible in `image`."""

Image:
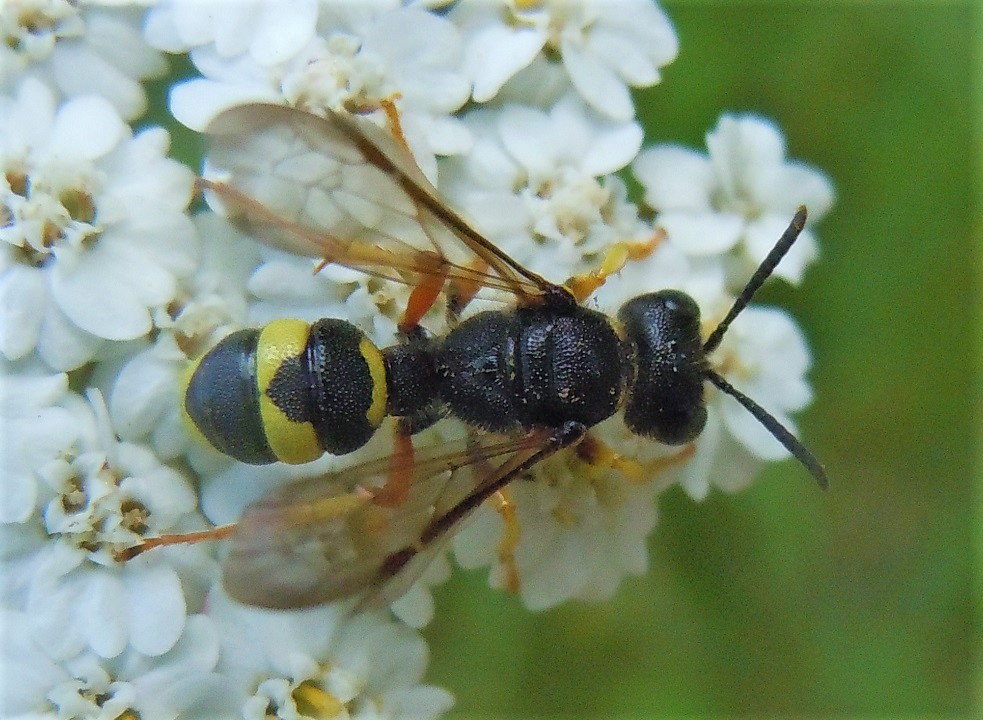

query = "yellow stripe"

[359,337,388,428]
[257,319,321,464]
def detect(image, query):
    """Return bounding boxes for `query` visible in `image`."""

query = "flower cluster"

[1,1,832,718]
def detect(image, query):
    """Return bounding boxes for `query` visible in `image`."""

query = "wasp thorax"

[437,305,629,434]
[618,290,708,445]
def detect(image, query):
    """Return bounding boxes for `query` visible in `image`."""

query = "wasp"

[123,103,828,610]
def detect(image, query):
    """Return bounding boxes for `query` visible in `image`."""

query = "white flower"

[15,391,205,660]
[454,0,678,120]
[0,78,197,370]
[207,589,454,720]
[313,5,472,162]
[388,552,452,629]
[106,334,190,462]
[633,113,835,286]
[441,94,645,279]
[454,435,658,610]
[0,362,67,414]
[152,2,471,179]
[0,520,48,608]
[703,303,813,475]
[0,612,232,719]
[668,301,814,501]
[248,252,402,349]
[0,1,166,119]
[104,212,267,462]
[0,9,831,709]
[0,368,79,523]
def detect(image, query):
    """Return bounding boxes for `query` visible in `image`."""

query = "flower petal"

[37,304,104,371]
[51,43,148,120]
[170,79,282,131]
[586,28,659,86]
[498,104,560,178]
[250,0,316,66]
[561,40,633,121]
[0,266,47,361]
[633,145,715,211]
[81,571,128,658]
[466,25,544,102]
[582,119,642,176]
[660,210,744,256]
[48,94,126,161]
[0,372,67,414]
[50,237,179,340]
[125,563,187,656]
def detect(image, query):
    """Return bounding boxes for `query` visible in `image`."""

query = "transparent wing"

[203,103,554,301]
[222,432,550,609]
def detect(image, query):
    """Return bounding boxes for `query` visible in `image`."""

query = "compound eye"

[654,290,700,324]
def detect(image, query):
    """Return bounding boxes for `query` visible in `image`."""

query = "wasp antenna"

[706,370,828,489]
[703,206,808,354]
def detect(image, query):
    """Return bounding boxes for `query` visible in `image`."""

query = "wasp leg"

[420,422,586,544]
[564,229,666,302]
[380,96,411,153]
[639,443,696,477]
[575,432,647,483]
[115,523,236,562]
[372,430,417,508]
[378,98,522,327]
[491,487,521,593]
[372,423,586,601]
[458,430,522,593]
[576,433,697,484]
[446,259,490,323]
[376,424,589,580]
[399,262,449,332]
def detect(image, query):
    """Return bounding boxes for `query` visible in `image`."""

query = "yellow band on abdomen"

[256,319,321,464]
[359,337,388,429]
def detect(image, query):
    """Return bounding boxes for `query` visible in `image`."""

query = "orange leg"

[399,263,448,332]
[372,430,416,508]
[575,433,646,483]
[640,443,696,477]
[574,434,695,484]
[380,96,411,153]
[491,487,521,593]
[458,429,523,593]
[447,259,490,320]
[564,228,666,302]
[115,524,235,561]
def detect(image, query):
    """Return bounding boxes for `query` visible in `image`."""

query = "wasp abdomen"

[182,327,275,464]
[182,318,387,465]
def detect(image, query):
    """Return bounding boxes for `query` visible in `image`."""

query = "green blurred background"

[423,4,979,717]
[149,3,978,716]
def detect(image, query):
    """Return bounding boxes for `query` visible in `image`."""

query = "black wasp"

[122,103,827,609]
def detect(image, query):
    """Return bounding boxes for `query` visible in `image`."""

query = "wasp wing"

[203,103,554,302]
[222,432,550,609]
